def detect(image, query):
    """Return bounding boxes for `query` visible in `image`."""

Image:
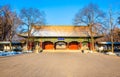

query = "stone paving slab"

[0,52,120,77]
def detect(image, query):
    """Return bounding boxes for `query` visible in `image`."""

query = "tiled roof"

[19,25,100,37]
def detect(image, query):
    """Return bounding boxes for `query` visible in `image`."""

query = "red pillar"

[79,42,82,49]
[28,42,33,51]
[88,42,92,50]
[67,42,69,49]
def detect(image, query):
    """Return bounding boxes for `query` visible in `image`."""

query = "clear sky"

[0,0,120,25]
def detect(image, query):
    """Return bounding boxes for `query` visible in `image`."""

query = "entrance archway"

[82,41,89,50]
[42,41,54,50]
[28,41,34,50]
[55,41,67,50]
[69,41,79,50]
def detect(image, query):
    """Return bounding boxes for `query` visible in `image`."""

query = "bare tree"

[73,3,106,51]
[107,9,120,52]
[117,14,120,37]
[113,27,120,42]
[118,18,120,25]
[118,15,120,24]
[19,8,46,50]
[0,5,21,51]
[0,5,11,41]
[0,5,18,40]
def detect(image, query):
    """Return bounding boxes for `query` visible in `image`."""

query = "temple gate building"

[19,25,102,51]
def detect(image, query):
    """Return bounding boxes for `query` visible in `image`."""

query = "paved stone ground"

[0,52,120,77]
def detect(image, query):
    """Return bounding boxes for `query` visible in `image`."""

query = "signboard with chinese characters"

[58,37,64,40]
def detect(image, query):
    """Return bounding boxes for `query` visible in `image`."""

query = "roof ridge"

[32,25,88,27]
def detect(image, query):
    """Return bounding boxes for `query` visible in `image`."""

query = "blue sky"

[0,0,120,25]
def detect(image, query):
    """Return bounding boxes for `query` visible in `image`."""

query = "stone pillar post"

[34,43,40,53]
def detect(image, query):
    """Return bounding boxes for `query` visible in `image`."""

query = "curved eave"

[18,35,103,38]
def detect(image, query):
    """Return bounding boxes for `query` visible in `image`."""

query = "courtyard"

[0,52,120,77]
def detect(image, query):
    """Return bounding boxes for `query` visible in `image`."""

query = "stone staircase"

[43,49,82,52]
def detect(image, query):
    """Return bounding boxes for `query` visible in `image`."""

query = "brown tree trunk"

[27,24,31,51]
[27,29,30,51]
[89,24,95,52]
[111,30,114,53]
[109,10,114,53]
[9,27,12,51]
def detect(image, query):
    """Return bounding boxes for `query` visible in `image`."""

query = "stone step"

[43,50,82,52]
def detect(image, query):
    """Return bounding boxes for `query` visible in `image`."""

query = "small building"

[19,25,102,51]
[97,42,120,52]
[0,41,22,51]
